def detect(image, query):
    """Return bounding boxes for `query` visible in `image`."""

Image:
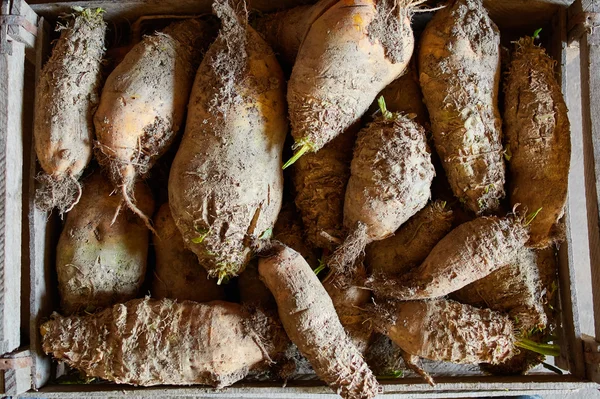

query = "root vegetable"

[152,203,225,302]
[56,172,154,315]
[41,298,287,387]
[34,8,106,214]
[323,267,373,354]
[370,299,515,365]
[238,260,275,308]
[419,0,505,214]
[452,247,547,333]
[252,0,338,69]
[94,18,215,231]
[504,37,571,248]
[284,0,415,166]
[258,243,379,399]
[368,215,529,300]
[169,0,288,281]
[293,126,357,249]
[365,200,453,276]
[328,99,434,275]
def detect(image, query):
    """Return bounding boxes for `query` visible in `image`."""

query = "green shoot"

[440,201,447,208]
[533,28,543,39]
[524,207,543,226]
[191,228,210,244]
[283,143,310,169]
[259,228,273,240]
[314,259,327,276]
[504,146,512,161]
[377,370,404,379]
[378,96,394,120]
[516,338,560,357]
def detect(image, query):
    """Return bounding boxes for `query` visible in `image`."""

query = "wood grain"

[576,0,600,380]
[0,31,24,357]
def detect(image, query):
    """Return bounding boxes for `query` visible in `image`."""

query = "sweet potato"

[368,215,529,300]
[504,37,571,248]
[366,61,429,128]
[56,172,154,315]
[365,200,453,276]
[34,9,106,214]
[169,1,287,282]
[328,100,434,275]
[293,126,357,249]
[370,299,515,365]
[452,247,547,333]
[151,203,225,302]
[284,0,415,166]
[419,0,505,214]
[252,0,338,70]
[258,243,379,399]
[94,18,215,231]
[41,298,287,387]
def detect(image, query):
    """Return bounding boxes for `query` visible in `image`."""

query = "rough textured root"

[209,0,248,115]
[323,265,373,354]
[287,0,413,156]
[258,243,380,399]
[368,0,415,64]
[293,126,358,249]
[365,200,454,275]
[368,216,529,300]
[371,299,515,365]
[419,0,505,214]
[401,351,435,386]
[238,260,276,309]
[57,172,154,314]
[34,8,105,189]
[505,37,570,248]
[343,112,434,245]
[168,0,286,281]
[480,346,544,376]
[34,173,82,215]
[41,298,286,387]
[451,247,547,333]
[121,182,157,235]
[328,222,370,277]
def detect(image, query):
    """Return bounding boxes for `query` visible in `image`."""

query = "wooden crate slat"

[0,19,25,357]
[27,14,54,391]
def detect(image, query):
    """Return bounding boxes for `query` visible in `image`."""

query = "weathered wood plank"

[0,20,24,356]
[17,375,598,398]
[574,0,600,363]
[28,0,313,21]
[28,15,54,391]
[5,0,38,49]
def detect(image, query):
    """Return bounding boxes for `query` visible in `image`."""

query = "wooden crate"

[2,0,600,396]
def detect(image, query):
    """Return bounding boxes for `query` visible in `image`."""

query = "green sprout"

[378,370,404,379]
[378,96,394,121]
[516,337,560,357]
[191,227,210,244]
[283,141,312,169]
[524,207,543,227]
[259,228,273,240]
[313,259,327,276]
[504,146,512,161]
[533,28,543,40]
